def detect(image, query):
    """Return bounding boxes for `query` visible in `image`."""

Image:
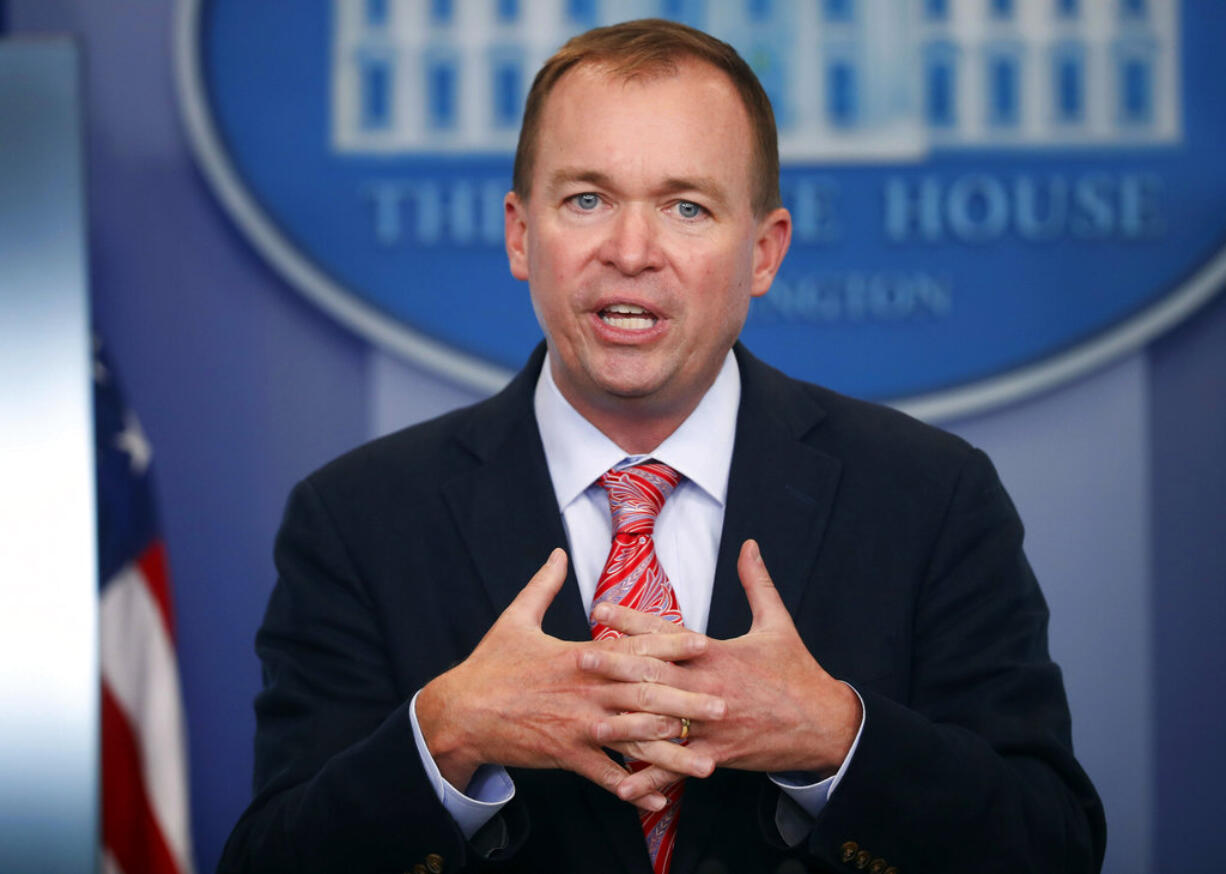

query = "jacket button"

[840,841,859,862]
[425,854,444,873]
[855,850,872,869]
[869,860,887,874]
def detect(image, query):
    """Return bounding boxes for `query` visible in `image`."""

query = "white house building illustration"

[331,0,1180,162]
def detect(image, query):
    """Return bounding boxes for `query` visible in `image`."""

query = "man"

[220,19,1104,874]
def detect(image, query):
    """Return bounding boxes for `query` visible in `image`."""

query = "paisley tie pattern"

[590,461,685,874]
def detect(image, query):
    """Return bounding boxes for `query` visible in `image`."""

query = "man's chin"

[588,368,671,403]
[591,385,663,409]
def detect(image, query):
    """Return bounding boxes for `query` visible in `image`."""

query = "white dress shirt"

[535,349,739,636]
[409,350,862,845]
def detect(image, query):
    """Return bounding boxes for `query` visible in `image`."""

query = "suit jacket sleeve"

[799,448,1106,872]
[216,477,525,874]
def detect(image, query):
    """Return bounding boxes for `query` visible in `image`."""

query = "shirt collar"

[534,350,741,510]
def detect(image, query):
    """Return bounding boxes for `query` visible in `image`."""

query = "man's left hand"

[578,538,862,803]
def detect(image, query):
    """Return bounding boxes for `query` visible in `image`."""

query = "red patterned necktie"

[590,461,685,874]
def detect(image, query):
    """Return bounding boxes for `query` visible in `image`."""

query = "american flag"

[94,339,195,874]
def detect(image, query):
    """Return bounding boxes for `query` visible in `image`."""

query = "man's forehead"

[551,55,732,103]
[532,58,753,187]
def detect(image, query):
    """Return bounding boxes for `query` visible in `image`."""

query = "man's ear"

[505,191,530,281]
[750,207,792,298]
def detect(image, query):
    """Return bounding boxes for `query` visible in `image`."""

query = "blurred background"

[1,1,1223,872]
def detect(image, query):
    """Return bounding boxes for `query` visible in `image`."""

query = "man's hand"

[415,548,727,811]
[579,539,862,802]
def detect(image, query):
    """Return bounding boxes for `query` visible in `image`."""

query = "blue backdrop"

[5,3,1224,873]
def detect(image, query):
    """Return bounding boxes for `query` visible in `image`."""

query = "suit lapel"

[673,346,844,874]
[441,346,591,641]
[706,345,843,638]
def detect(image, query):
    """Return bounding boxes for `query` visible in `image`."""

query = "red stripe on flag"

[101,681,182,874]
[136,541,176,642]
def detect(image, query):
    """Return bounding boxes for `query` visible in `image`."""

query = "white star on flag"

[114,410,152,475]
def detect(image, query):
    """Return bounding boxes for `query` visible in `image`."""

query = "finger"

[571,749,668,812]
[616,751,711,801]
[630,791,670,813]
[593,628,709,662]
[738,539,788,631]
[601,681,726,723]
[507,548,568,626]
[578,648,695,687]
[591,712,684,745]
[617,766,680,803]
[590,602,678,636]
[569,747,630,797]
[614,739,715,781]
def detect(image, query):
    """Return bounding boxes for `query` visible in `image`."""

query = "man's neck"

[546,361,733,455]
[552,383,715,455]
[534,349,741,516]
[570,402,698,456]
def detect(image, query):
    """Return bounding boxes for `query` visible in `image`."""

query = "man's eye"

[571,193,601,210]
[676,200,705,219]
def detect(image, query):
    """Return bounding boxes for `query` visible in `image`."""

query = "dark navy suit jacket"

[219,344,1105,873]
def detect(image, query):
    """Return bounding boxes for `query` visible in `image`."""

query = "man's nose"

[599,204,663,275]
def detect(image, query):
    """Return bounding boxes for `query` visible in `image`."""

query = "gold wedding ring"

[679,717,691,741]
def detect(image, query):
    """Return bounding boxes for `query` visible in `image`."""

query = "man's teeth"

[604,315,655,329]
[601,304,656,330]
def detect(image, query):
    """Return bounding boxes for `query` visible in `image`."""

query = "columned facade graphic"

[332,0,1180,162]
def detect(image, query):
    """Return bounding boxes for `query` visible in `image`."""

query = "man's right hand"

[414,548,726,811]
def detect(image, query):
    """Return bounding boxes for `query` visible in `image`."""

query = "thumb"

[507,547,569,627]
[738,539,787,631]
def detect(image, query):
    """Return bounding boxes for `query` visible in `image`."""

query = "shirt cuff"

[768,682,866,846]
[409,689,515,840]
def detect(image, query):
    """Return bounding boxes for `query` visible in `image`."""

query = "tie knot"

[599,461,682,536]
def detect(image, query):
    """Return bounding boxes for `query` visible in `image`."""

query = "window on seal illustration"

[430,0,454,26]
[364,0,389,28]
[496,0,519,23]
[659,0,706,27]
[1118,52,1154,125]
[826,58,858,129]
[360,54,393,131]
[426,56,458,131]
[1052,45,1085,125]
[1120,0,1147,19]
[924,0,949,20]
[990,0,1014,19]
[823,0,855,23]
[567,0,597,27]
[746,0,772,23]
[492,56,522,129]
[1056,0,1080,18]
[986,49,1021,128]
[924,43,957,128]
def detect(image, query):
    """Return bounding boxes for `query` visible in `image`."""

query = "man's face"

[505,59,791,432]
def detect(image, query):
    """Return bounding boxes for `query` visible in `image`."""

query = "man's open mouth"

[599,304,657,330]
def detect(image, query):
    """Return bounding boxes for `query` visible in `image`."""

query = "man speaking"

[220,19,1105,874]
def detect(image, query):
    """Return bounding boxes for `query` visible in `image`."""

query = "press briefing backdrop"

[4,2,1224,873]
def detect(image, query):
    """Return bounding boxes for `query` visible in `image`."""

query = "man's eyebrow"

[547,169,616,191]
[547,169,732,207]
[655,175,730,207]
